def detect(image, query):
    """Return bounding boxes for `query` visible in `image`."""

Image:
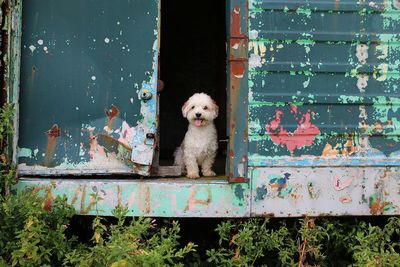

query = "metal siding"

[248,0,400,166]
[248,0,400,216]
[17,178,251,217]
[17,0,159,176]
[250,167,400,217]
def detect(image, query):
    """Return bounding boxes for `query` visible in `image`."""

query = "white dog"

[174,93,218,178]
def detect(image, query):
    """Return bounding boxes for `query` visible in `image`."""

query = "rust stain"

[231,177,247,183]
[105,105,119,132]
[43,124,61,167]
[79,185,96,215]
[117,185,122,207]
[184,187,212,211]
[231,6,245,39]
[139,184,151,214]
[70,187,80,206]
[231,61,245,79]
[369,197,381,215]
[42,187,54,211]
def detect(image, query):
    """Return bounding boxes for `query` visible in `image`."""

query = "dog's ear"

[211,100,219,119]
[182,100,189,118]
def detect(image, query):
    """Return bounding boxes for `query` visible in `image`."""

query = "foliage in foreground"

[0,189,196,267]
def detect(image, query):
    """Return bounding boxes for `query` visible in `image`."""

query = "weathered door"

[248,0,400,216]
[17,0,160,176]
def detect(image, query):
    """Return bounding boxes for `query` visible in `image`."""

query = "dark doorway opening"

[159,0,227,175]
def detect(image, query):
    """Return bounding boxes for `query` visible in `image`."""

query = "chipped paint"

[266,106,320,152]
[17,0,160,176]
[227,0,249,182]
[247,0,400,217]
[6,0,400,218]
[17,178,251,217]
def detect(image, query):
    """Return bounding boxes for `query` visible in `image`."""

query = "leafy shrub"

[63,206,196,267]
[206,218,297,266]
[0,188,76,266]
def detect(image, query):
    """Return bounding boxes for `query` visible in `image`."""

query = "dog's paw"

[203,170,216,177]
[187,172,200,179]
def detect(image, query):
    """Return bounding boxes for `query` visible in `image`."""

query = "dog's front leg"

[184,155,200,179]
[201,154,216,177]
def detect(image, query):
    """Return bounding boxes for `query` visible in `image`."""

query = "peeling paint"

[266,107,320,152]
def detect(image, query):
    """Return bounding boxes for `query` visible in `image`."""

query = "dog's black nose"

[195,113,201,118]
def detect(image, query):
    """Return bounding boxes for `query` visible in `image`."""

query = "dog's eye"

[191,106,195,110]
[203,106,208,110]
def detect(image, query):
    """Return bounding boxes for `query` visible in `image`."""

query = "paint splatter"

[266,106,320,151]
[333,176,353,191]
[29,45,36,52]
[234,184,245,201]
[255,185,267,201]
[269,173,292,198]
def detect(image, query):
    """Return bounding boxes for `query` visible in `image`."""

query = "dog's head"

[182,93,218,127]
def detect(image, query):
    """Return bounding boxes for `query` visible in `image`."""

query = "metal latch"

[145,133,155,145]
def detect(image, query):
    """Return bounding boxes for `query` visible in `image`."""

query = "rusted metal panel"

[17,178,251,217]
[248,0,400,166]
[227,0,249,183]
[250,167,400,217]
[17,0,159,176]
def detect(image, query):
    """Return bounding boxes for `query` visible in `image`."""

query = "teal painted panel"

[249,41,399,73]
[251,0,388,12]
[249,0,400,42]
[18,0,159,175]
[16,178,251,217]
[248,0,400,166]
[249,72,399,103]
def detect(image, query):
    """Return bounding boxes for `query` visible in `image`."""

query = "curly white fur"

[174,93,218,178]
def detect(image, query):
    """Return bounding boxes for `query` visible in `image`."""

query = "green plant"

[206,218,297,266]
[63,205,196,267]
[0,103,15,194]
[0,188,76,267]
[351,217,400,266]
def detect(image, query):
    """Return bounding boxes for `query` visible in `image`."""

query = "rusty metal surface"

[9,0,400,218]
[17,0,159,176]
[247,0,400,216]
[227,0,249,182]
[17,178,251,217]
[250,167,400,216]
[248,0,400,165]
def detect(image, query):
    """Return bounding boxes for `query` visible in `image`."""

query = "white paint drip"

[37,39,44,45]
[29,45,36,52]
[104,37,110,43]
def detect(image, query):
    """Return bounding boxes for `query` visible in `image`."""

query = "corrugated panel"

[17,0,159,175]
[248,0,400,166]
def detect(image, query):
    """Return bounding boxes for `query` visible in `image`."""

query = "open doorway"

[158,0,227,176]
